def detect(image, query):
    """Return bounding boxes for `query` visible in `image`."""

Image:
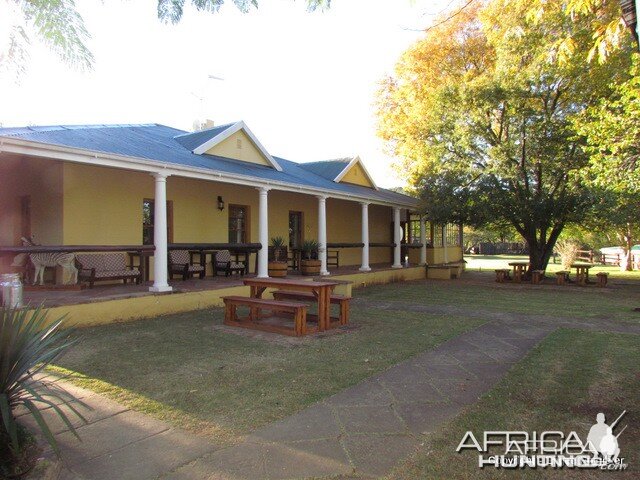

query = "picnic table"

[508,261,530,283]
[571,262,596,285]
[243,277,340,331]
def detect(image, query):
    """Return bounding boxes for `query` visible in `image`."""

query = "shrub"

[555,239,580,270]
[0,306,87,473]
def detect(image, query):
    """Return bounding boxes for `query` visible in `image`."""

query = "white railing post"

[392,207,402,268]
[359,202,371,272]
[318,195,329,276]
[257,187,270,278]
[150,172,172,293]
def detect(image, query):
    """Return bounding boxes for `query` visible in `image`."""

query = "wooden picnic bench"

[272,290,350,326]
[495,269,511,283]
[556,271,569,285]
[222,296,310,337]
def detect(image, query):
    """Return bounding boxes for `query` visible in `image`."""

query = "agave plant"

[301,240,318,260]
[0,306,87,459]
[271,236,285,262]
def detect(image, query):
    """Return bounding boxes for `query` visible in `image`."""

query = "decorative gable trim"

[192,121,282,171]
[334,156,378,190]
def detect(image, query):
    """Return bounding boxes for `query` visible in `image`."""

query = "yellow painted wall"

[2,160,403,278]
[0,155,63,271]
[36,266,425,327]
[205,131,272,167]
[325,199,392,266]
[339,161,375,188]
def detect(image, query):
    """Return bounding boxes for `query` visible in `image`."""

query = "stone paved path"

[16,381,218,480]
[163,319,556,479]
[20,310,636,480]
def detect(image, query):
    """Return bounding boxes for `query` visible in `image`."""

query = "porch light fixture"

[217,196,225,211]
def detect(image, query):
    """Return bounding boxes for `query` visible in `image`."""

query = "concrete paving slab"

[17,393,128,435]
[459,360,510,380]
[333,405,407,435]
[379,377,446,404]
[394,402,463,435]
[71,429,216,480]
[55,410,169,466]
[163,444,267,480]
[430,377,500,406]
[343,434,419,477]
[324,378,395,407]
[248,405,341,443]
[263,438,352,479]
[422,363,476,381]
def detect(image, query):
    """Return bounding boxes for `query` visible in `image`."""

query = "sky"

[0,0,451,188]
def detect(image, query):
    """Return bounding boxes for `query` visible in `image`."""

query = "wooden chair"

[327,250,339,269]
[168,250,205,280]
[213,250,245,277]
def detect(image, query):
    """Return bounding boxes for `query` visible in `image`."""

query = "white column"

[318,195,329,276]
[419,216,427,265]
[150,172,172,292]
[359,202,371,272]
[392,207,402,268]
[443,225,449,263]
[257,187,270,278]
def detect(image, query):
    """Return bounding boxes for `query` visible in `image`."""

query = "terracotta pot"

[300,259,321,276]
[268,261,287,277]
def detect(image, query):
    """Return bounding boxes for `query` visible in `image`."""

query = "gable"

[338,161,376,188]
[204,130,272,167]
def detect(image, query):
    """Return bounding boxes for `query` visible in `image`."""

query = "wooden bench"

[495,269,511,283]
[531,270,545,285]
[76,253,142,288]
[327,250,340,269]
[222,296,309,336]
[556,271,569,285]
[596,272,609,287]
[272,290,350,326]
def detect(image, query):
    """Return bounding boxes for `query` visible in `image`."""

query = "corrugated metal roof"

[299,158,352,180]
[173,123,235,151]
[0,123,416,206]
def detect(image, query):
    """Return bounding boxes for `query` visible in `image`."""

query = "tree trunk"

[616,224,634,271]
[522,224,563,272]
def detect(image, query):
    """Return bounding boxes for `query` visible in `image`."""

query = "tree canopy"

[377,0,634,270]
[574,54,640,268]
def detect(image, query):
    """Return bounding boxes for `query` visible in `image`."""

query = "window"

[229,205,249,243]
[433,225,443,247]
[445,223,461,246]
[289,211,303,249]
[142,199,173,245]
[408,214,421,244]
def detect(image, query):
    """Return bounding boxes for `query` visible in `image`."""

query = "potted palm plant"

[268,236,287,277]
[300,240,321,275]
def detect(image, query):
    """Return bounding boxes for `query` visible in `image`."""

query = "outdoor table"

[571,263,595,284]
[243,277,340,331]
[188,249,218,271]
[508,261,530,283]
[126,250,154,282]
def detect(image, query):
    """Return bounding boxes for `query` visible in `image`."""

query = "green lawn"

[50,304,482,445]
[466,254,640,281]
[388,329,640,479]
[360,270,640,325]
[49,270,640,457]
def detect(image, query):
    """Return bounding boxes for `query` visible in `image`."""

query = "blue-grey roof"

[299,159,351,181]
[0,123,416,206]
[173,123,234,151]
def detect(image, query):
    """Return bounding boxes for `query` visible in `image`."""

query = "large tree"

[377,0,633,271]
[575,54,640,269]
